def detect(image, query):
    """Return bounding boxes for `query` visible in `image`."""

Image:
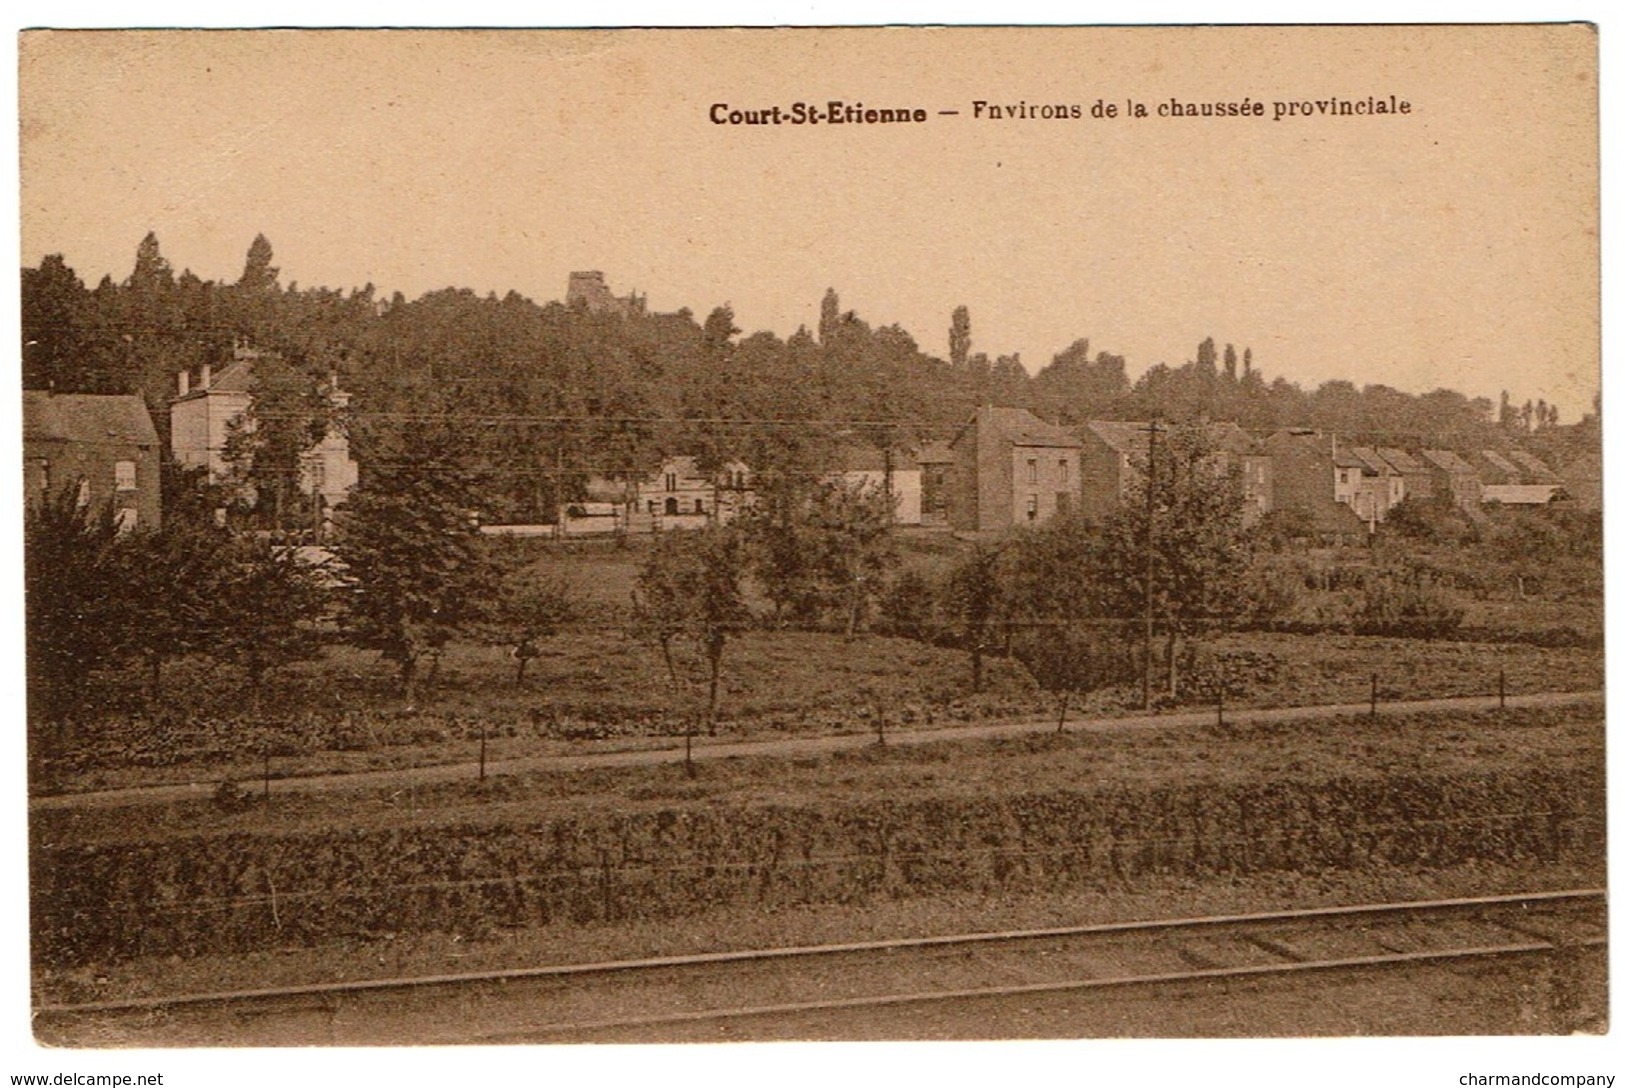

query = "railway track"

[36,888,1606,1045]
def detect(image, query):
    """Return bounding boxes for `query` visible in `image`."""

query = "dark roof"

[1506,449,1561,483]
[1375,447,1428,475]
[953,406,1079,451]
[1265,429,1368,469]
[170,357,257,403]
[830,441,918,473]
[208,358,256,392]
[1347,447,1395,475]
[1205,421,1262,456]
[24,391,159,447]
[983,406,1079,448]
[1085,420,1150,456]
[1419,449,1477,475]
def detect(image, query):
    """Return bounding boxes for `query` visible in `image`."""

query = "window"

[1058,458,1068,484]
[1027,458,1038,484]
[114,460,136,492]
[1026,494,1038,521]
[1339,470,1350,485]
[75,476,90,510]
[695,498,705,514]
[115,507,138,533]
[664,497,679,516]
[665,473,677,492]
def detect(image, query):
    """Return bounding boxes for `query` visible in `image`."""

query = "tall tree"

[818,288,841,346]
[21,254,88,390]
[334,423,501,703]
[25,490,123,738]
[1091,424,1250,699]
[238,232,280,292]
[127,231,174,294]
[949,305,971,370]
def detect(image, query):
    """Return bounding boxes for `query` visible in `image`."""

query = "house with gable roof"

[1080,419,1272,526]
[24,390,162,531]
[949,406,1083,532]
[1417,449,1484,509]
[169,344,358,523]
[1475,449,1562,506]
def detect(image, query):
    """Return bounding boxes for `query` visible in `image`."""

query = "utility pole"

[1142,417,1161,711]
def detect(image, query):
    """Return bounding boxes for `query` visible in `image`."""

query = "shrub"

[1010,626,1139,695]
[1355,567,1465,638]
[875,570,938,641]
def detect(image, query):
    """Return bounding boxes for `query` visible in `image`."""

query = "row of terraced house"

[21,380,1591,545]
[933,405,1580,540]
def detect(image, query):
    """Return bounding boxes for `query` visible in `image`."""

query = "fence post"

[876,704,887,746]
[1217,684,1224,729]
[479,720,487,782]
[1057,690,1070,734]
[1499,667,1507,710]
[1369,673,1378,718]
[263,750,271,801]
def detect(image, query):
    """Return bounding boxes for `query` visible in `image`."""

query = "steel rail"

[37,887,1605,1016]
[494,936,1609,1041]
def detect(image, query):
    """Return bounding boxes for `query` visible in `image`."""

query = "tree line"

[23,233,1581,531]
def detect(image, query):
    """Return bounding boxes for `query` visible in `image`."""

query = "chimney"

[177,370,190,397]
[200,363,212,390]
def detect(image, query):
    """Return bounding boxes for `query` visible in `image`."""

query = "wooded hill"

[22,233,1596,523]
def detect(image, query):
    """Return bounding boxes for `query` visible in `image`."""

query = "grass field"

[35,532,1604,793]
[38,700,1604,846]
[33,699,1604,1002]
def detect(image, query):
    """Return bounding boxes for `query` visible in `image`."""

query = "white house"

[170,344,358,523]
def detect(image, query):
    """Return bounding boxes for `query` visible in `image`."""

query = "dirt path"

[30,689,1603,812]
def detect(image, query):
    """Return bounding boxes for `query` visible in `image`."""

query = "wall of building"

[1006,445,1080,526]
[1077,430,1129,524]
[839,469,923,525]
[25,437,161,531]
[1481,483,1561,506]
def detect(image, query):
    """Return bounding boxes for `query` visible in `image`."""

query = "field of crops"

[32,701,1605,972]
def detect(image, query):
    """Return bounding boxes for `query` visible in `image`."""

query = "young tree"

[222,353,342,533]
[333,425,500,703]
[1091,424,1250,700]
[943,543,1007,693]
[632,526,750,738]
[113,519,238,709]
[203,535,330,708]
[743,475,898,634]
[478,543,576,683]
[811,478,899,637]
[25,490,124,739]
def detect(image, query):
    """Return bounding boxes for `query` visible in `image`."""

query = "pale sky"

[20,26,1599,415]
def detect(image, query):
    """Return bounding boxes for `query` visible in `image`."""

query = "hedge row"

[31,766,1602,967]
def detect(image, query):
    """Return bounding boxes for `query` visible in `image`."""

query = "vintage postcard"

[15,22,1603,1081]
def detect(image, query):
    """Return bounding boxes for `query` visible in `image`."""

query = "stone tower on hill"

[566,271,646,317]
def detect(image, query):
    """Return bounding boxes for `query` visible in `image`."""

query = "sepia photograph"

[13,18,1606,1078]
